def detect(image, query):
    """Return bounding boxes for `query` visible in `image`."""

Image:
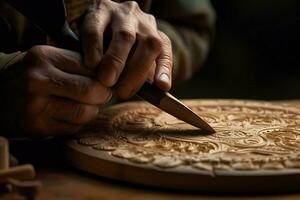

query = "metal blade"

[137,82,215,133]
[159,93,215,132]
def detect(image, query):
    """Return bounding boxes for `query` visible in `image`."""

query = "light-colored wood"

[0,164,35,183]
[0,137,9,170]
[65,99,300,192]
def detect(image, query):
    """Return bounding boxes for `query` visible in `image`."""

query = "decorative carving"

[70,100,300,173]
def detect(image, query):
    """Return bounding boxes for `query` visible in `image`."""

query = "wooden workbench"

[2,166,300,200]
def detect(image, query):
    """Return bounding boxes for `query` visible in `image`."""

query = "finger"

[97,20,137,87]
[154,31,173,91]
[29,46,92,76]
[81,8,111,70]
[47,97,99,125]
[46,68,112,105]
[116,34,162,99]
[47,118,82,136]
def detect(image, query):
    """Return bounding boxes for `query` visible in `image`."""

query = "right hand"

[81,0,173,99]
[9,45,112,137]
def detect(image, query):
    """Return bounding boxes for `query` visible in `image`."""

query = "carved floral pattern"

[75,100,300,172]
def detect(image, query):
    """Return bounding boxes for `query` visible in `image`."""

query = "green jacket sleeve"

[0,52,24,71]
[151,0,216,84]
[0,0,42,71]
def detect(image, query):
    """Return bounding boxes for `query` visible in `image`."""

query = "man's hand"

[81,0,173,99]
[11,46,112,137]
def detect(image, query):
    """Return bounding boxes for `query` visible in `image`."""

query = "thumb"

[46,46,93,77]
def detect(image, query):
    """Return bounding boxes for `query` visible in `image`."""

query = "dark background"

[174,0,300,100]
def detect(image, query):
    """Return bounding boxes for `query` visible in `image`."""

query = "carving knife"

[138,82,215,132]
[7,0,215,132]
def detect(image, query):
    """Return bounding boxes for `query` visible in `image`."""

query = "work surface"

[2,163,300,200]
[1,100,300,200]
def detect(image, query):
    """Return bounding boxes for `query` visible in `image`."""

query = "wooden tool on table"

[0,137,41,199]
[0,137,36,183]
[7,0,215,132]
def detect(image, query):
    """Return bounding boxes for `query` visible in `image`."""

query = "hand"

[9,45,112,137]
[81,0,173,99]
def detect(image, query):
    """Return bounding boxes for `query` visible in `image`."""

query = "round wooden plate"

[65,100,300,193]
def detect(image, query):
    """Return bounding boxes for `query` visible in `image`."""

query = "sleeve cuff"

[0,51,26,71]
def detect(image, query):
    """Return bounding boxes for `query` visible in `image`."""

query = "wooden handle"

[0,164,35,183]
[137,81,165,105]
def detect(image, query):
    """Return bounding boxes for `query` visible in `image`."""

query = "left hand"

[80,0,173,99]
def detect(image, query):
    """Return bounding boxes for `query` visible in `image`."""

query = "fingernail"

[99,67,118,87]
[159,73,170,83]
[117,84,134,99]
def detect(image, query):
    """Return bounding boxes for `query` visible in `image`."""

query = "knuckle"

[146,14,156,23]
[29,45,45,55]
[158,31,172,47]
[123,1,139,11]
[145,35,162,51]
[115,29,136,44]
[26,45,50,62]
[36,45,54,56]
